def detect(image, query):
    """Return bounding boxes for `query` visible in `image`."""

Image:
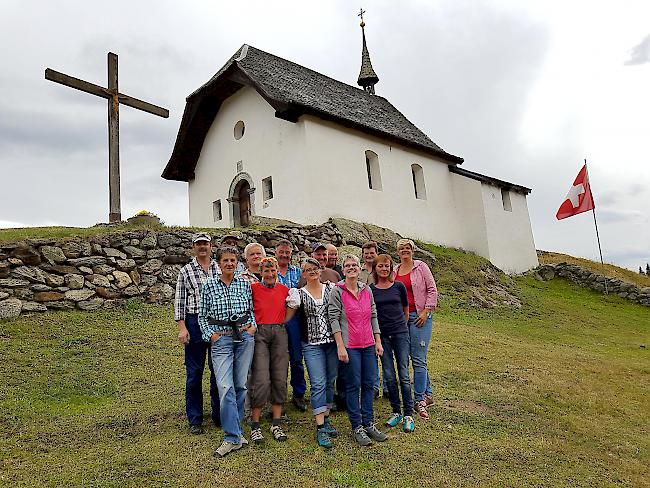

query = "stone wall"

[0,221,343,320]
[533,262,650,307]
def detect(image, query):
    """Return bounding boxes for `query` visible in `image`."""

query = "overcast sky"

[1,0,648,271]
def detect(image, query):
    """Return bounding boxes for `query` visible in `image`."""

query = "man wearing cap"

[298,243,341,286]
[174,232,221,434]
[218,234,246,275]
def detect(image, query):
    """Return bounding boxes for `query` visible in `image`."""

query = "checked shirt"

[278,264,301,288]
[199,275,257,342]
[173,257,220,321]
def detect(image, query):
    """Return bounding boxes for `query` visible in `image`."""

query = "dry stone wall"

[533,263,650,307]
[0,222,343,320]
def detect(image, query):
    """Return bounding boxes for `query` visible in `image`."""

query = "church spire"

[357,8,379,94]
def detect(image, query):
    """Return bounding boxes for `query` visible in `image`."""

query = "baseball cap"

[192,232,212,243]
[220,233,241,243]
[311,242,327,252]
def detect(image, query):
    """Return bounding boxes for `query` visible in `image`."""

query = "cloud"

[625,34,650,65]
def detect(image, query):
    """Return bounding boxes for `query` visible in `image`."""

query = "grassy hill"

[1,229,648,487]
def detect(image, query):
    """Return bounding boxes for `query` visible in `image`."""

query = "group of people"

[174,233,438,458]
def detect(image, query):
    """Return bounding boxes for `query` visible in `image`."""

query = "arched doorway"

[227,172,256,227]
[237,180,251,227]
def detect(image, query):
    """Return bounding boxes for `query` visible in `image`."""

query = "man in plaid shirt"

[174,232,220,435]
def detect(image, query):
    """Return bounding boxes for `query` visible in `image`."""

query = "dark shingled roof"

[448,166,532,195]
[162,44,463,181]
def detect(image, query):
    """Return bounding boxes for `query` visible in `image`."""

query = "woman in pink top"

[328,254,387,446]
[394,238,438,420]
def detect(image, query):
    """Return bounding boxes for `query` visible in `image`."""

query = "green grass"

[0,223,273,244]
[1,276,648,487]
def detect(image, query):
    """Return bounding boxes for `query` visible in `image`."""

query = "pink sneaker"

[415,401,429,420]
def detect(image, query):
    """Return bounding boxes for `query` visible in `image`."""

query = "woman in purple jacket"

[394,239,438,420]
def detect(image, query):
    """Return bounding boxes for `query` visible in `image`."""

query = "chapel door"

[238,181,251,227]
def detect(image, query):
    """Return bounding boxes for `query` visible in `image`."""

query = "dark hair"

[276,239,293,249]
[371,254,394,283]
[216,245,239,262]
[362,241,378,252]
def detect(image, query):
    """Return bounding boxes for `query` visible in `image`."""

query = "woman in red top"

[394,238,438,420]
[249,257,292,443]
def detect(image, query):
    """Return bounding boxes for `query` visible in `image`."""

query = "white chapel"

[162,23,538,273]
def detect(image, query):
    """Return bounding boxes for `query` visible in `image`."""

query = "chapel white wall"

[294,116,464,248]
[188,89,538,273]
[189,87,307,228]
[480,184,539,273]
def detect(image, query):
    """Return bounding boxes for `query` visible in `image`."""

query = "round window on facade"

[234,120,245,140]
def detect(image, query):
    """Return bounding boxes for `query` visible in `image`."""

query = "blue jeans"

[286,315,307,398]
[380,331,413,415]
[342,346,377,429]
[210,332,255,443]
[184,314,219,426]
[302,341,338,415]
[408,312,433,402]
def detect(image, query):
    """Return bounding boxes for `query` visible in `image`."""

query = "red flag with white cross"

[556,164,595,220]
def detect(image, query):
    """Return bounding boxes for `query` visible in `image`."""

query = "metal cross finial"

[358,8,365,22]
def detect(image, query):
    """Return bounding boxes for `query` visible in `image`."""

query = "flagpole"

[585,159,608,294]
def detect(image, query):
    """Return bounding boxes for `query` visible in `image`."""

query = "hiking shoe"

[316,429,333,449]
[189,424,204,435]
[292,396,307,412]
[250,427,264,444]
[424,394,434,407]
[213,440,243,458]
[270,424,287,442]
[352,425,373,446]
[323,418,338,438]
[402,415,415,433]
[385,413,403,428]
[364,423,388,442]
[415,400,429,420]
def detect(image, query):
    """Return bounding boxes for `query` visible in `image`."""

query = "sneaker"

[213,440,243,458]
[316,429,333,449]
[292,396,307,412]
[189,424,204,435]
[240,436,249,446]
[424,394,434,407]
[402,415,415,433]
[364,423,388,442]
[415,400,430,420]
[323,417,338,438]
[270,424,287,442]
[352,425,373,446]
[250,427,264,444]
[385,413,403,428]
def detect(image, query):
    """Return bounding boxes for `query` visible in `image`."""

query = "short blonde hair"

[396,238,415,250]
[342,254,361,266]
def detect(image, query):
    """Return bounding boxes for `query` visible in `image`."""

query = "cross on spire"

[45,53,169,223]
[356,8,379,94]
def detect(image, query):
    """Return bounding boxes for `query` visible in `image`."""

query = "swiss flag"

[556,164,595,220]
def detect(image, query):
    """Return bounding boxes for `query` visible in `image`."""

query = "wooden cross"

[45,53,169,223]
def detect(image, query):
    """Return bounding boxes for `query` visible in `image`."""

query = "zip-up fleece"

[327,282,380,348]
[394,259,438,313]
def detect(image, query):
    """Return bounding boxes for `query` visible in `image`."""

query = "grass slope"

[1,275,648,487]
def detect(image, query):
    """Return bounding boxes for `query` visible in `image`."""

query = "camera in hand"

[207,313,250,343]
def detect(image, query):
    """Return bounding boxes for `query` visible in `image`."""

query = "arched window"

[365,150,382,191]
[411,164,427,200]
